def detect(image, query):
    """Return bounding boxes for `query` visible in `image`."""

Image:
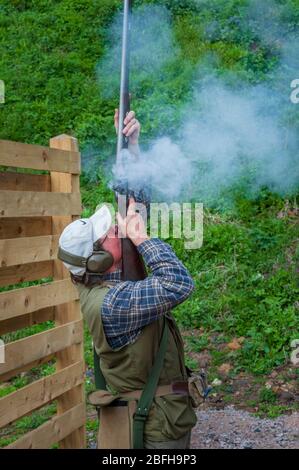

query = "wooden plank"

[0,191,82,217]
[6,403,85,449]
[0,307,54,335]
[0,217,52,239]
[0,235,59,267]
[0,361,85,428]
[0,354,54,383]
[0,172,51,192]
[0,139,80,174]
[0,135,85,448]
[0,320,83,377]
[0,278,78,322]
[0,261,53,288]
[50,134,86,449]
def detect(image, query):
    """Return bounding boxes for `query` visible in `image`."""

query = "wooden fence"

[0,135,86,448]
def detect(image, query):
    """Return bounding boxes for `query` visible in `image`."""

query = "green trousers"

[144,431,191,450]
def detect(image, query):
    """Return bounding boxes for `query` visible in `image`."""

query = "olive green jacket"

[77,283,197,442]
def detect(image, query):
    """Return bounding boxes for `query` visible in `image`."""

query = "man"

[58,111,197,449]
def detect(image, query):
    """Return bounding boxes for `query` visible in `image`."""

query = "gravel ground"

[190,406,299,449]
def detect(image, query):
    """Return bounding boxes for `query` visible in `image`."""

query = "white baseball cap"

[58,204,112,276]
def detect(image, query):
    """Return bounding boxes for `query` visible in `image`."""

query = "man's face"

[100,224,122,272]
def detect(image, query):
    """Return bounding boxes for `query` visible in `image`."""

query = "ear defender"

[57,246,114,274]
[86,250,114,274]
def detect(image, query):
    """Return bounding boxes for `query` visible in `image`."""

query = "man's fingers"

[125,123,139,137]
[124,110,135,125]
[118,198,136,222]
[123,119,138,135]
[127,198,136,215]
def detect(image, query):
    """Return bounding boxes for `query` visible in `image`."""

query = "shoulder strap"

[132,317,169,449]
[93,316,170,449]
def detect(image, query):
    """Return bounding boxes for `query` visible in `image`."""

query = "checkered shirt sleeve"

[101,238,194,349]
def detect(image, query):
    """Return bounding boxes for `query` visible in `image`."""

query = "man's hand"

[117,198,149,247]
[114,109,140,146]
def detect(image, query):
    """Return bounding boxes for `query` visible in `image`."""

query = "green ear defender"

[57,245,114,274]
[86,250,114,273]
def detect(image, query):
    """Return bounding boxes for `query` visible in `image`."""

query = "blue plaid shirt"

[100,238,194,349]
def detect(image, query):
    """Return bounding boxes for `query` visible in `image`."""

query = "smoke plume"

[90,0,299,207]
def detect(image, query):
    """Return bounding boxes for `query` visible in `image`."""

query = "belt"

[108,400,128,407]
[89,381,189,408]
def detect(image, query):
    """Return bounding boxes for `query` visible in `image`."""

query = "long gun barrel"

[116,0,147,281]
[117,0,131,160]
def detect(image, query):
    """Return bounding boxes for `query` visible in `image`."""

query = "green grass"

[256,404,299,419]
[0,403,57,448]
[86,419,98,433]
[259,387,278,404]
[2,321,55,344]
[14,403,56,432]
[0,376,29,398]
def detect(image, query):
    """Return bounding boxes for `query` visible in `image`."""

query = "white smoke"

[181,77,298,200]
[113,138,193,200]
[97,4,178,97]
[95,0,299,205]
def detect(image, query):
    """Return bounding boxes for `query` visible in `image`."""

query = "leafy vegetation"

[0,0,298,441]
[173,192,299,374]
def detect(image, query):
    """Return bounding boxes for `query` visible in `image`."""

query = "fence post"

[49,135,86,449]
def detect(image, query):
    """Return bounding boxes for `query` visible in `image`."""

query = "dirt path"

[87,405,298,449]
[190,406,299,449]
